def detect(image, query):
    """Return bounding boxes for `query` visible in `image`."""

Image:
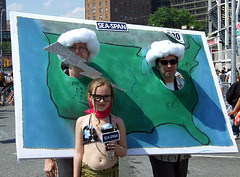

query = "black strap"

[109,114,112,124]
[88,114,92,125]
[174,77,179,91]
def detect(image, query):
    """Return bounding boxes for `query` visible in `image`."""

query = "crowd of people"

[216,67,240,85]
[215,67,240,96]
[215,66,240,140]
[0,71,14,106]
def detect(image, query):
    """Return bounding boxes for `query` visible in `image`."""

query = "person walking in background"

[1,72,14,106]
[228,97,240,117]
[74,77,127,177]
[217,74,224,95]
[219,69,227,83]
[226,80,240,139]
[0,72,6,106]
[222,66,226,74]
[237,67,240,82]
[225,68,232,85]
[146,40,190,177]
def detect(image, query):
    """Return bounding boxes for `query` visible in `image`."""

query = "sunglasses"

[158,59,178,66]
[91,94,112,102]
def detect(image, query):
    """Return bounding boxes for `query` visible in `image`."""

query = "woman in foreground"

[74,77,127,177]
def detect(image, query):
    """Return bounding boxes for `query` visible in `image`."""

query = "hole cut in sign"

[61,63,86,78]
[61,63,70,76]
[162,72,185,91]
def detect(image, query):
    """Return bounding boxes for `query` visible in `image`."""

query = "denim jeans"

[232,122,240,136]
[231,106,240,136]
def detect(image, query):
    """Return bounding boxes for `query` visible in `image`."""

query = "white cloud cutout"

[7,3,23,12]
[62,7,85,19]
[44,0,53,9]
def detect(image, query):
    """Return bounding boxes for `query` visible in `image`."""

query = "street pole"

[0,9,5,72]
[236,0,240,24]
[231,0,237,83]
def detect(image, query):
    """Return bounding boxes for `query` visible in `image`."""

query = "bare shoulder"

[116,116,124,124]
[112,115,125,127]
[76,114,90,126]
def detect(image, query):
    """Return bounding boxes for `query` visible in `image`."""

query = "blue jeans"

[56,158,73,177]
[232,122,239,136]
[231,106,240,136]
[149,156,189,177]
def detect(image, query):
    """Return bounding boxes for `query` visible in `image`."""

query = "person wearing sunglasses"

[44,28,100,177]
[146,40,190,177]
[74,77,127,177]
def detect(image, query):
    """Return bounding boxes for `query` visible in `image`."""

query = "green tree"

[1,41,11,55]
[148,7,205,31]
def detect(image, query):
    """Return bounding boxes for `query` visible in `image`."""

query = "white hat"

[57,28,100,63]
[146,40,185,67]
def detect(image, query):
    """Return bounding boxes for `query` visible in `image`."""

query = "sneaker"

[234,135,239,140]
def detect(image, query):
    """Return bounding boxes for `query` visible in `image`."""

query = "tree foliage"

[148,7,205,31]
[1,41,11,55]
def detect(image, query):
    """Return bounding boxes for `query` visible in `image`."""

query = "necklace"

[90,116,107,157]
[95,143,107,158]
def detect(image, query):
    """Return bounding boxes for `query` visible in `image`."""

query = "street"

[0,104,240,177]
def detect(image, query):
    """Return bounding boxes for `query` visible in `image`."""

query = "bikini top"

[82,114,117,145]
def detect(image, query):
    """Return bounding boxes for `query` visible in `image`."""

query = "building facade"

[151,0,208,21]
[170,0,208,21]
[85,0,151,25]
[151,0,170,13]
[85,0,207,26]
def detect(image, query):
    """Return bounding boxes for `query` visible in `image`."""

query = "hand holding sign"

[101,123,120,161]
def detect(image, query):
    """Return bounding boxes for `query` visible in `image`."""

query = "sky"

[6,0,85,20]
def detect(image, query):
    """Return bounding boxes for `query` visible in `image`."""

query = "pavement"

[1,104,240,177]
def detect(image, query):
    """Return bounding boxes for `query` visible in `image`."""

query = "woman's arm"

[229,97,240,116]
[74,118,84,177]
[225,75,229,83]
[107,117,127,158]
